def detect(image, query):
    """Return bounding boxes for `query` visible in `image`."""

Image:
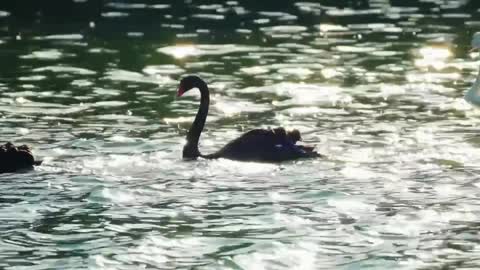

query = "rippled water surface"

[2,0,480,269]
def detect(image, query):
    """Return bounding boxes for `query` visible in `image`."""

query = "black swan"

[0,142,41,173]
[176,75,322,162]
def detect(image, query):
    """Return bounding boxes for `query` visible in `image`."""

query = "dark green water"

[1,0,480,269]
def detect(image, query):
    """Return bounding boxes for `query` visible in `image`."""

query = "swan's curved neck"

[466,66,480,107]
[183,81,209,159]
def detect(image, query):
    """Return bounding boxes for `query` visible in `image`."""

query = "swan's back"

[209,128,320,162]
[0,143,37,173]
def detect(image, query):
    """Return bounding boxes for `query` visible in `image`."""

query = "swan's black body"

[177,75,321,162]
[0,142,41,173]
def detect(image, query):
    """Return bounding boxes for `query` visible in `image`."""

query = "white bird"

[465,32,480,107]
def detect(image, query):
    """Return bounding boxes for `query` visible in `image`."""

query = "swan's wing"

[238,128,274,138]
[0,142,36,173]
[214,130,319,161]
[215,131,273,158]
[238,128,292,141]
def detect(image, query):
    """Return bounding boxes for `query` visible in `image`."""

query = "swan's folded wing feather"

[213,131,320,161]
[0,142,37,173]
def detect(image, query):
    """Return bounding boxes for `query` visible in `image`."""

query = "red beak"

[177,87,185,97]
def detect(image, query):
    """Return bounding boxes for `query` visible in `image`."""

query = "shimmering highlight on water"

[1,0,480,269]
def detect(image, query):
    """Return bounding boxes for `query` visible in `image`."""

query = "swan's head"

[287,129,302,143]
[472,32,480,51]
[177,75,207,97]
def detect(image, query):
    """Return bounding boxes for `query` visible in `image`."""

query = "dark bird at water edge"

[0,142,41,173]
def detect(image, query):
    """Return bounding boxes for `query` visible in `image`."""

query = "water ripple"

[1,0,480,269]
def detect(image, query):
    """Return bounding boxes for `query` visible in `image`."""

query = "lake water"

[1,0,480,269]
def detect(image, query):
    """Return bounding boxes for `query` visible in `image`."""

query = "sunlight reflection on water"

[1,0,480,269]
